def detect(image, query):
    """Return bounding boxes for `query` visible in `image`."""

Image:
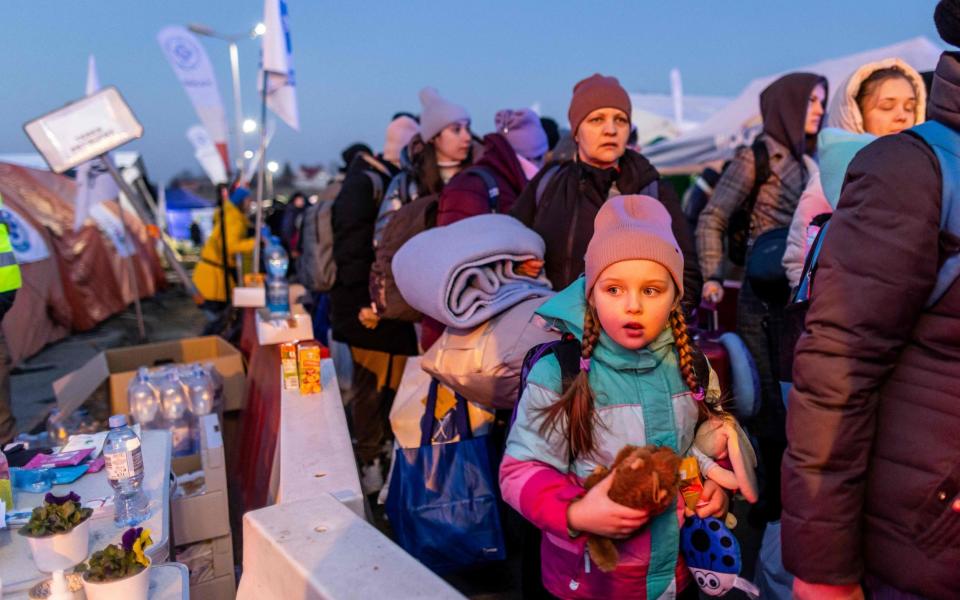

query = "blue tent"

[165,187,215,241]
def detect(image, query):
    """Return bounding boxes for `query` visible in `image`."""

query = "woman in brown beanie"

[511,73,702,316]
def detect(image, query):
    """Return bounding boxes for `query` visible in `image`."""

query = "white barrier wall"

[236,358,464,600]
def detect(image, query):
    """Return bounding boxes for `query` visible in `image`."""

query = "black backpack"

[726,138,771,266]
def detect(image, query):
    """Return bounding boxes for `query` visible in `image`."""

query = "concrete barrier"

[237,358,465,600]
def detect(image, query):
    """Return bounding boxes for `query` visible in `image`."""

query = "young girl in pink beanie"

[501,194,729,599]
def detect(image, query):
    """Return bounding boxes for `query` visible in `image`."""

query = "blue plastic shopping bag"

[385,379,506,572]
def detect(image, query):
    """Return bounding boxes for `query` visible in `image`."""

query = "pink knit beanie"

[568,73,632,134]
[584,195,683,296]
[383,115,419,165]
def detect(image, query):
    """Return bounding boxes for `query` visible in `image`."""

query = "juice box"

[297,341,322,394]
[280,342,300,391]
[678,456,704,511]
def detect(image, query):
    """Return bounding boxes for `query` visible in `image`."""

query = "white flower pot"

[22,518,91,572]
[82,560,151,600]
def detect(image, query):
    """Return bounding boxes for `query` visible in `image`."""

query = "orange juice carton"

[297,341,322,394]
[280,342,300,391]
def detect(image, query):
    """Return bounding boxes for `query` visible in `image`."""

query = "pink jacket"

[782,173,832,288]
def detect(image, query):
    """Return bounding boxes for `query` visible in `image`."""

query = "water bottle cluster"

[126,363,221,457]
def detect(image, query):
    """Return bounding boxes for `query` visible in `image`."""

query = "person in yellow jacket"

[193,185,257,332]
[0,195,22,444]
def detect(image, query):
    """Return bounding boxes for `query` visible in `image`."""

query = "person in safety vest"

[0,194,22,444]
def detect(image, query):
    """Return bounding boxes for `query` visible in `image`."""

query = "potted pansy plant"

[18,491,93,572]
[77,527,153,600]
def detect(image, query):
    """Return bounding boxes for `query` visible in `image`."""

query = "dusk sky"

[2,1,943,183]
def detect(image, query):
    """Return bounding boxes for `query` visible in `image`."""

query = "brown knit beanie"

[568,73,632,134]
[584,195,683,297]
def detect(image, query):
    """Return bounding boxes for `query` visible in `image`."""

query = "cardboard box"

[190,572,236,600]
[172,414,231,546]
[255,305,314,346]
[176,535,235,600]
[53,336,247,415]
[232,286,265,308]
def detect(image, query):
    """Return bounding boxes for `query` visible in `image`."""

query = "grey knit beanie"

[419,87,470,141]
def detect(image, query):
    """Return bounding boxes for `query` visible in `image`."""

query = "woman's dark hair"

[409,132,472,196]
[855,67,914,114]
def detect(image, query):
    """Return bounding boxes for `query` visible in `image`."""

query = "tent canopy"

[645,37,944,172]
[165,186,214,211]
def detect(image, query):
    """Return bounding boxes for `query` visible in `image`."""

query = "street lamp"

[242,118,258,134]
[243,150,255,160]
[266,161,280,174]
[187,22,263,175]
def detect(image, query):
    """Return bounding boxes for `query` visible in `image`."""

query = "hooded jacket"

[696,73,827,282]
[511,150,702,313]
[783,60,927,286]
[499,279,715,600]
[782,52,960,599]
[330,153,418,355]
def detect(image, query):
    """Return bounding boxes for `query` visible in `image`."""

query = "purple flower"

[44,491,81,505]
[122,527,143,552]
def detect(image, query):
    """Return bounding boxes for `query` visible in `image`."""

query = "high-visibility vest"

[0,196,22,293]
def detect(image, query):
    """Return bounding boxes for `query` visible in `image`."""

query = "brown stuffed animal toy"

[582,444,682,573]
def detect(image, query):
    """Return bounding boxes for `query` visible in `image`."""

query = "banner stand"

[101,156,201,309]
[100,156,145,340]
[252,69,269,275]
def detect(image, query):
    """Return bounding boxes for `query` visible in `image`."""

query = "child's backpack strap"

[908,121,960,308]
[508,334,581,433]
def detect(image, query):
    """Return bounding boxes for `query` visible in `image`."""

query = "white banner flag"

[157,26,231,168]
[187,125,228,185]
[1,206,50,264]
[73,55,120,231]
[89,203,136,258]
[261,0,299,130]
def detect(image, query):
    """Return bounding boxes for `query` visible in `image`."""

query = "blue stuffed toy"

[680,516,759,598]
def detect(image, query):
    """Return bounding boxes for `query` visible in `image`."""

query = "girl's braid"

[669,307,701,395]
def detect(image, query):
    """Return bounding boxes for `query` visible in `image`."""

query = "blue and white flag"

[73,55,119,231]
[261,0,299,130]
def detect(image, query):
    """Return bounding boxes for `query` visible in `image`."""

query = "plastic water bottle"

[266,278,290,317]
[265,236,289,278]
[157,372,195,457]
[204,362,225,412]
[265,236,291,317]
[183,364,215,416]
[128,367,162,428]
[103,414,150,526]
[0,449,12,511]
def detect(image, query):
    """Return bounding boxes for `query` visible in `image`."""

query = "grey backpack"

[299,171,382,292]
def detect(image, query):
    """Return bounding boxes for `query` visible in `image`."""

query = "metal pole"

[228,41,245,175]
[101,157,201,299]
[252,69,268,274]
[100,156,146,340]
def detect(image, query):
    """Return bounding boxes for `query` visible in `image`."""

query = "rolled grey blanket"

[392,214,553,328]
